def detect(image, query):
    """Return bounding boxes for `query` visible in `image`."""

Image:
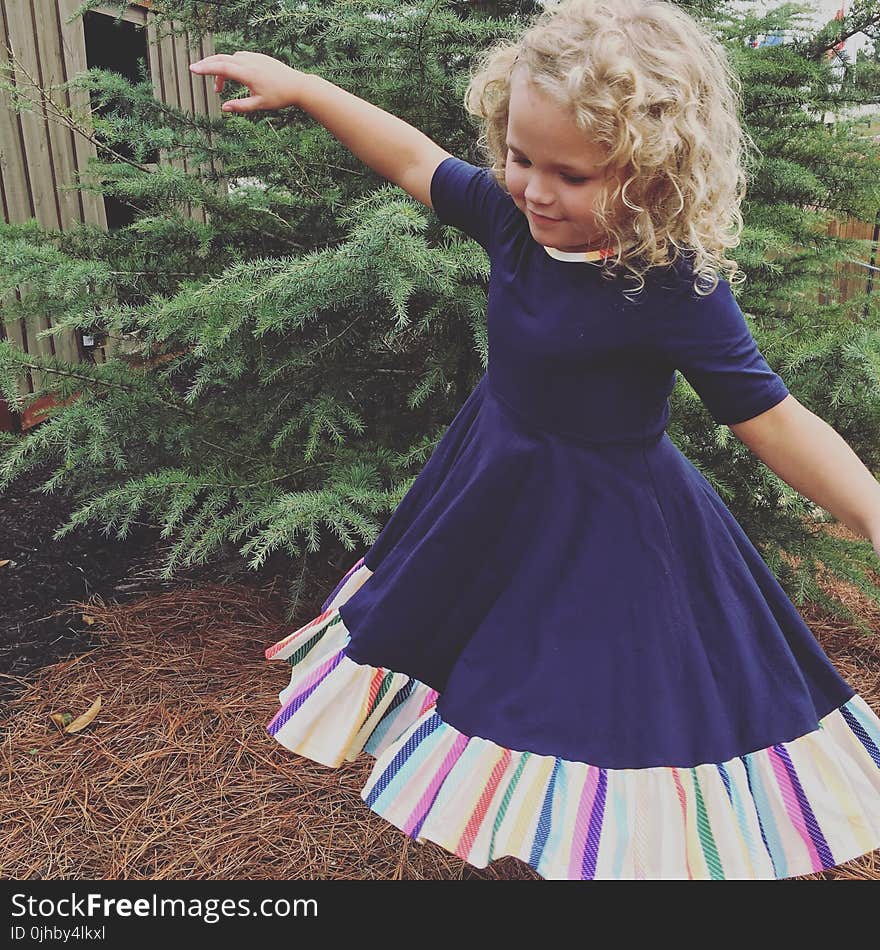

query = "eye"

[509,155,587,185]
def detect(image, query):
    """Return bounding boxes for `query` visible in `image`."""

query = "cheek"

[505,163,525,198]
[580,186,600,212]
[577,184,606,217]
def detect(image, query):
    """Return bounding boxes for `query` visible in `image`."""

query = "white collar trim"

[542,244,618,262]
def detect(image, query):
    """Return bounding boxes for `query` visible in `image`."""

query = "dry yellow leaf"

[65,696,102,734]
[81,614,95,626]
[50,712,73,730]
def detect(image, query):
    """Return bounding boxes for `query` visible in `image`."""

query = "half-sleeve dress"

[265,156,880,880]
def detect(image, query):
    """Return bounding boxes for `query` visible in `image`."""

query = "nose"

[523,173,556,211]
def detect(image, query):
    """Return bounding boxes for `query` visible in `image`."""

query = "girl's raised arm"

[189,51,452,209]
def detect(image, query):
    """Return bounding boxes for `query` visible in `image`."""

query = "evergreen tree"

[1,0,879,632]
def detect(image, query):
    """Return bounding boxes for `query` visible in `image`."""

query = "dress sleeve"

[430,155,514,254]
[659,277,790,426]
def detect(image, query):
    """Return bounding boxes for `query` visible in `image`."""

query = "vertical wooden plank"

[0,2,34,404]
[198,31,227,208]
[0,390,18,431]
[0,1,35,225]
[161,18,185,185]
[854,216,872,307]
[832,215,841,307]
[848,216,857,305]
[155,18,187,207]
[3,0,65,392]
[144,9,165,107]
[33,0,80,227]
[0,0,34,404]
[145,12,226,217]
[1,291,35,398]
[59,0,113,364]
[57,0,107,229]
[170,21,197,222]
[194,30,225,210]
[186,27,208,224]
[30,0,83,366]
[5,0,60,231]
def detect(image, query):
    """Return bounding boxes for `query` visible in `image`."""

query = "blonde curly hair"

[463,0,759,297]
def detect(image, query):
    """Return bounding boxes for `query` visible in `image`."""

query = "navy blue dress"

[266,156,880,879]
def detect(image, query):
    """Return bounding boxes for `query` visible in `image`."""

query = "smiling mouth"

[528,210,562,222]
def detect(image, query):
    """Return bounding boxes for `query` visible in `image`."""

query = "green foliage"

[1,0,880,628]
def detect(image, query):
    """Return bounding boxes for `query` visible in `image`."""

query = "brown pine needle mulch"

[1,560,879,881]
[0,581,538,880]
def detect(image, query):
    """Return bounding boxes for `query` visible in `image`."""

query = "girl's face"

[505,68,621,254]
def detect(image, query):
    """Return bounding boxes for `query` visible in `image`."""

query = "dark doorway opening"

[83,11,159,230]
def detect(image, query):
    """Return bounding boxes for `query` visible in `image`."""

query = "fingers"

[189,52,263,113]
[221,96,263,113]
[189,53,230,73]
[188,52,249,85]
[190,52,243,69]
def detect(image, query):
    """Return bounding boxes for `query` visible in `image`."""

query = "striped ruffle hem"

[265,556,880,880]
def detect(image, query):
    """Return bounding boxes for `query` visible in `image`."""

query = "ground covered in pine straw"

[1,558,879,880]
[0,581,539,880]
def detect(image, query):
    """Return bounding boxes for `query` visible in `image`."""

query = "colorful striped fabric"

[265,558,880,879]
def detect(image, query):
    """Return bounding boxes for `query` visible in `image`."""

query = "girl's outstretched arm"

[189,51,451,209]
[730,395,880,554]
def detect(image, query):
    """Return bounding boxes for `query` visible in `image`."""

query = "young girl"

[190,0,880,880]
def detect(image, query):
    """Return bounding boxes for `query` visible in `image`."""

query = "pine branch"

[1,46,153,175]
[793,5,880,62]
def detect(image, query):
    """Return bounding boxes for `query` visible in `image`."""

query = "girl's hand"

[188,51,307,113]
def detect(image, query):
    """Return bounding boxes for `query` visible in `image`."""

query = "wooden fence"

[0,0,222,430]
[822,210,880,310]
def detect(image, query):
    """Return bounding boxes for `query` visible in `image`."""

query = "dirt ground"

[0,457,348,706]
[0,458,161,702]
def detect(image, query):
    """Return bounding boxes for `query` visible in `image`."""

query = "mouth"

[527,209,562,223]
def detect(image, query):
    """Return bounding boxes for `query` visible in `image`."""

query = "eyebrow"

[505,140,590,174]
